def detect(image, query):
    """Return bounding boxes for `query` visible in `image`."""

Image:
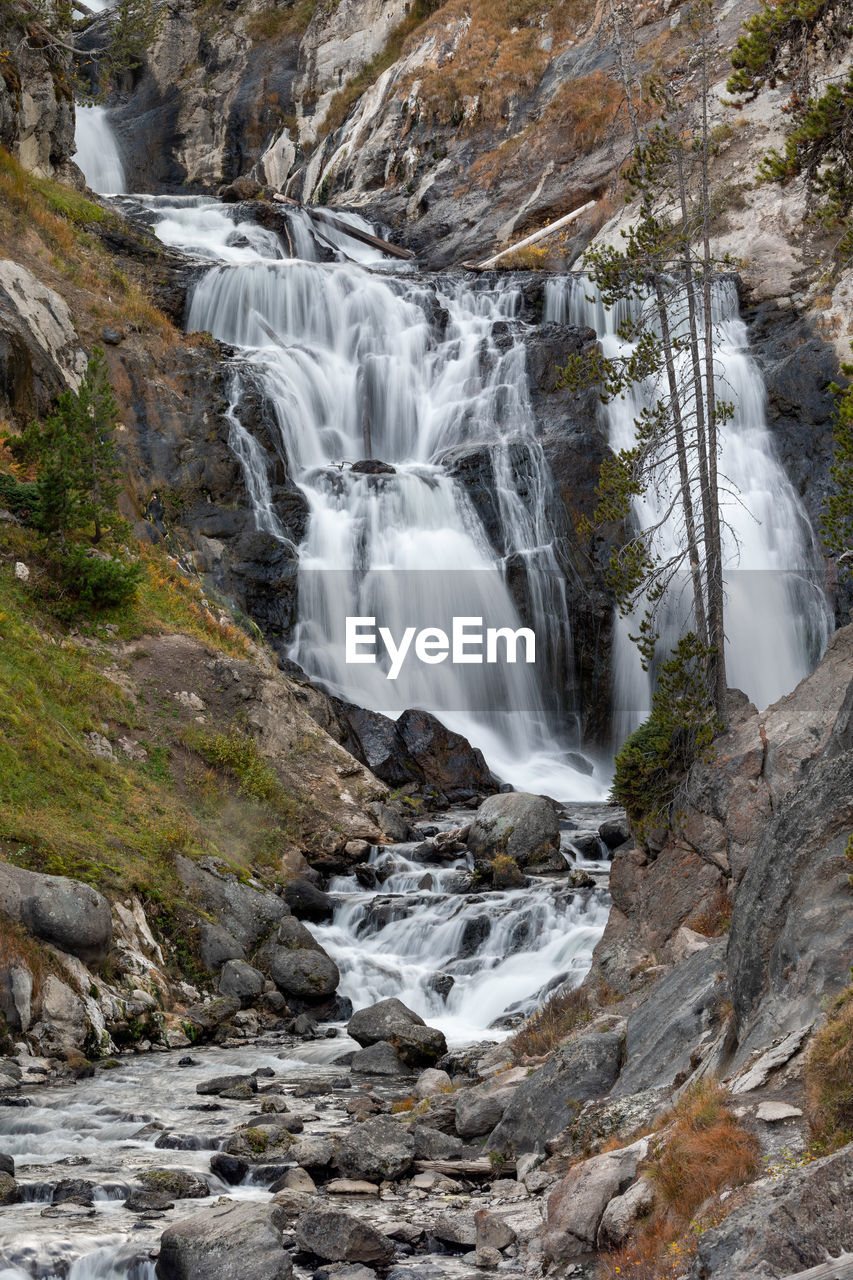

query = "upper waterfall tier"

[74,105,127,195]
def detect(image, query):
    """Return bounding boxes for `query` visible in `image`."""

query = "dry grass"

[805,983,853,1152]
[245,0,318,41]
[599,1081,761,1280]
[509,984,592,1058]
[689,886,732,937]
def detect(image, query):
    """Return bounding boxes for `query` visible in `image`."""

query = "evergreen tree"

[11,347,123,544]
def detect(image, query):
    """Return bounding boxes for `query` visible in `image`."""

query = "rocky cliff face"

[0,9,77,181]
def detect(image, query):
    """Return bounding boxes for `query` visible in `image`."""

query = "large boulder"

[0,864,112,963]
[347,998,446,1066]
[543,1140,648,1262]
[269,948,339,1002]
[283,878,334,922]
[487,1032,623,1157]
[334,1115,415,1183]
[690,1142,853,1279]
[275,918,326,953]
[175,854,287,952]
[395,708,495,800]
[611,939,729,1098]
[350,1041,411,1076]
[466,793,560,871]
[218,960,265,1006]
[156,1201,292,1280]
[295,1209,395,1265]
[455,1075,521,1139]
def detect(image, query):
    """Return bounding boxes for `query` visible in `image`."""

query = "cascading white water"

[144,197,603,801]
[74,106,127,196]
[545,275,832,735]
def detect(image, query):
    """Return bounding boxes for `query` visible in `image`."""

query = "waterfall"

[145,197,603,801]
[75,106,127,195]
[545,275,832,733]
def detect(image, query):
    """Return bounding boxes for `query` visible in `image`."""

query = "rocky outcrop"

[0,865,112,964]
[594,626,853,992]
[467,792,561,873]
[348,998,447,1066]
[0,260,87,421]
[0,14,77,181]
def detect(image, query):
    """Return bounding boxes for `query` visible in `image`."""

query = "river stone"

[347,998,446,1066]
[139,1169,209,1199]
[196,1072,257,1097]
[270,948,340,1001]
[412,1123,463,1161]
[0,1171,19,1205]
[335,1115,415,1182]
[611,939,728,1097]
[487,1031,624,1156]
[125,1188,175,1212]
[209,1152,247,1185]
[431,1211,477,1249]
[284,877,334,922]
[295,1208,395,1264]
[350,1041,410,1076]
[218,959,265,1005]
[0,1154,14,1176]
[287,1136,336,1178]
[598,815,630,848]
[0,864,112,963]
[466,792,560,870]
[415,1067,452,1098]
[157,1200,292,1280]
[182,996,240,1039]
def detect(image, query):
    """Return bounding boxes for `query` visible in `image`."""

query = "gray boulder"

[125,1188,174,1212]
[0,864,112,963]
[455,1080,517,1139]
[466,793,560,870]
[350,1041,410,1076]
[347,998,446,1066]
[412,1124,463,1161]
[611,939,728,1097]
[295,1209,395,1265]
[218,960,265,1006]
[181,996,240,1040]
[487,1031,623,1156]
[139,1169,209,1199]
[199,922,245,971]
[157,1201,292,1280]
[196,1073,257,1097]
[543,1140,648,1261]
[276,918,326,953]
[284,878,334,922]
[335,1115,415,1183]
[270,948,339,1001]
[175,854,287,951]
[690,1142,853,1278]
[0,1171,20,1205]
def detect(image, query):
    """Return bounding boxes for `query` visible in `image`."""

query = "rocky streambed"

[0,802,616,1280]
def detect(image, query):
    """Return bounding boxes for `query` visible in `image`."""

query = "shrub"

[510,984,592,1058]
[55,545,143,609]
[805,982,853,1151]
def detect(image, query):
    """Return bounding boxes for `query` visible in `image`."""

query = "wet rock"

[157,1200,292,1280]
[395,708,495,800]
[335,1115,415,1183]
[365,801,413,844]
[270,948,340,1002]
[0,1171,19,1205]
[456,915,491,958]
[218,959,265,1006]
[209,1152,248,1185]
[691,1142,853,1278]
[350,1041,410,1076]
[223,1121,295,1164]
[52,1177,95,1205]
[348,998,446,1066]
[487,1031,624,1156]
[340,707,425,791]
[284,877,334,922]
[182,996,241,1040]
[412,1123,463,1161]
[196,1073,258,1097]
[598,815,630,848]
[467,792,560,871]
[0,865,112,964]
[351,459,396,475]
[543,1139,649,1262]
[295,1208,395,1264]
[277,1166,317,1193]
[0,1154,14,1176]
[139,1169,209,1199]
[294,1012,318,1036]
[275,918,327,953]
[154,1132,216,1151]
[125,1188,175,1213]
[612,940,728,1097]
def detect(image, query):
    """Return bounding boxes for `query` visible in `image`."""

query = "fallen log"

[466,199,597,271]
[778,1256,853,1280]
[272,193,415,261]
[414,1158,515,1177]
